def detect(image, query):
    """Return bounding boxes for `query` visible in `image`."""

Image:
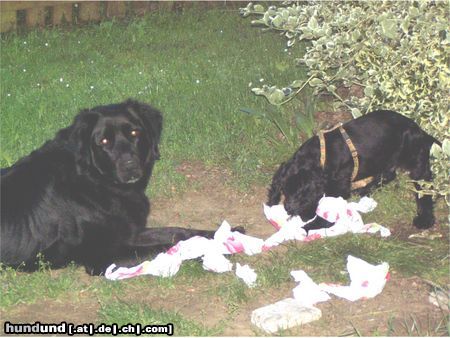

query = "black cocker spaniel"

[267,110,440,232]
[1,100,235,275]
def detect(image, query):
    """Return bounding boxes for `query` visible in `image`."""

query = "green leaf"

[351,29,361,42]
[239,107,266,118]
[400,18,411,34]
[251,87,264,95]
[364,86,375,97]
[333,101,345,111]
[287,16,298,27]
[267,89,286,105]
[442,139,450,156]
[250,19,265,25]
[272,15,284,28]
[290,80,305,88]
[309,78,324,87]
[380,18,398,39]
[307,16,319,31]
[327,84,336,92]
[351,108,362,118]
[304,58,316,67]
[430,143,443,157]
[409,7,420,18]
[253,4,265,12]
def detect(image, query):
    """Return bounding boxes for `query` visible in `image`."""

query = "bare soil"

[2,162,448,336]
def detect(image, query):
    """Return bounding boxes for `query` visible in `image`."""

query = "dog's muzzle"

[116,158,143,184]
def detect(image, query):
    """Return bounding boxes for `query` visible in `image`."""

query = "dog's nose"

[117,156,143,184]
[123,159,140,171]
[284,203,294,215]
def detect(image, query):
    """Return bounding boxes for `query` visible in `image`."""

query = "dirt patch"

[219,277,448,336]
[149,161,275,239]
[314,110,353,130]
[297,276,448,336]
[1,294,100,334]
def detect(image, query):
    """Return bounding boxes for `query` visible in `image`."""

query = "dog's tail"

[1,167,11,176]
[267,162,287,206]
[421,130,441,152]
[428,134,441,148]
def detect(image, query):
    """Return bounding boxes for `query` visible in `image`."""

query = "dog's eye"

[130,130,140,137]
[100,138,109,145]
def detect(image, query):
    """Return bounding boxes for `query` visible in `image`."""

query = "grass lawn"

[1,6,448,336]
[0,6,308,195]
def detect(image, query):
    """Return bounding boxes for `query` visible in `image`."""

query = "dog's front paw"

[413,214,434,229]
[85,265,104,276]
[231,226,246,234]
[303,217,334,233]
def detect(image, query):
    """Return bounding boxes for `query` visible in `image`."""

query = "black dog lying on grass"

[1,100,240,275]
[267,110,440,232]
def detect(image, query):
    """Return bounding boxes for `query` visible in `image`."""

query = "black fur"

[1,100,236,275]
[267,110,440,232]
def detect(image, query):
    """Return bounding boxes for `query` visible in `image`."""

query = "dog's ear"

[126,99,163,160]
[290,168,324,196]
[267,162,288,206]
[57,110,99,175]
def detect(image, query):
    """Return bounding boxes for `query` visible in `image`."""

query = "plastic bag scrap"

[263,196,390,249]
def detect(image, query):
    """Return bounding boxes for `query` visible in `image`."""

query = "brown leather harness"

[318,123,374,190]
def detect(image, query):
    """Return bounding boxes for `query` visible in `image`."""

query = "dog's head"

[61,100,162,185]
[282,168,324,221]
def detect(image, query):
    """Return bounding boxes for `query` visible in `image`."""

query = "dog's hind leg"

[380,169,397,186]
[132,226,244,248]
[87,226,246,275]
[408,144,435,229]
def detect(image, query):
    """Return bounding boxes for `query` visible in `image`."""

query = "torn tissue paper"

[291,270,331,307]
[230,232,264,256]
[251,255,389,333]
[263,219,308,248]
[106,196,389,282]
[202,252,233,273]
[105,252,182,280]
[263,196,390,250]
[291,256,390,305]
[264,204,291,230]
[216,220,264,255]
[319,255,390,302]
[105,220,263,281]
[166,236,214,260]
[235,263,257,288]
